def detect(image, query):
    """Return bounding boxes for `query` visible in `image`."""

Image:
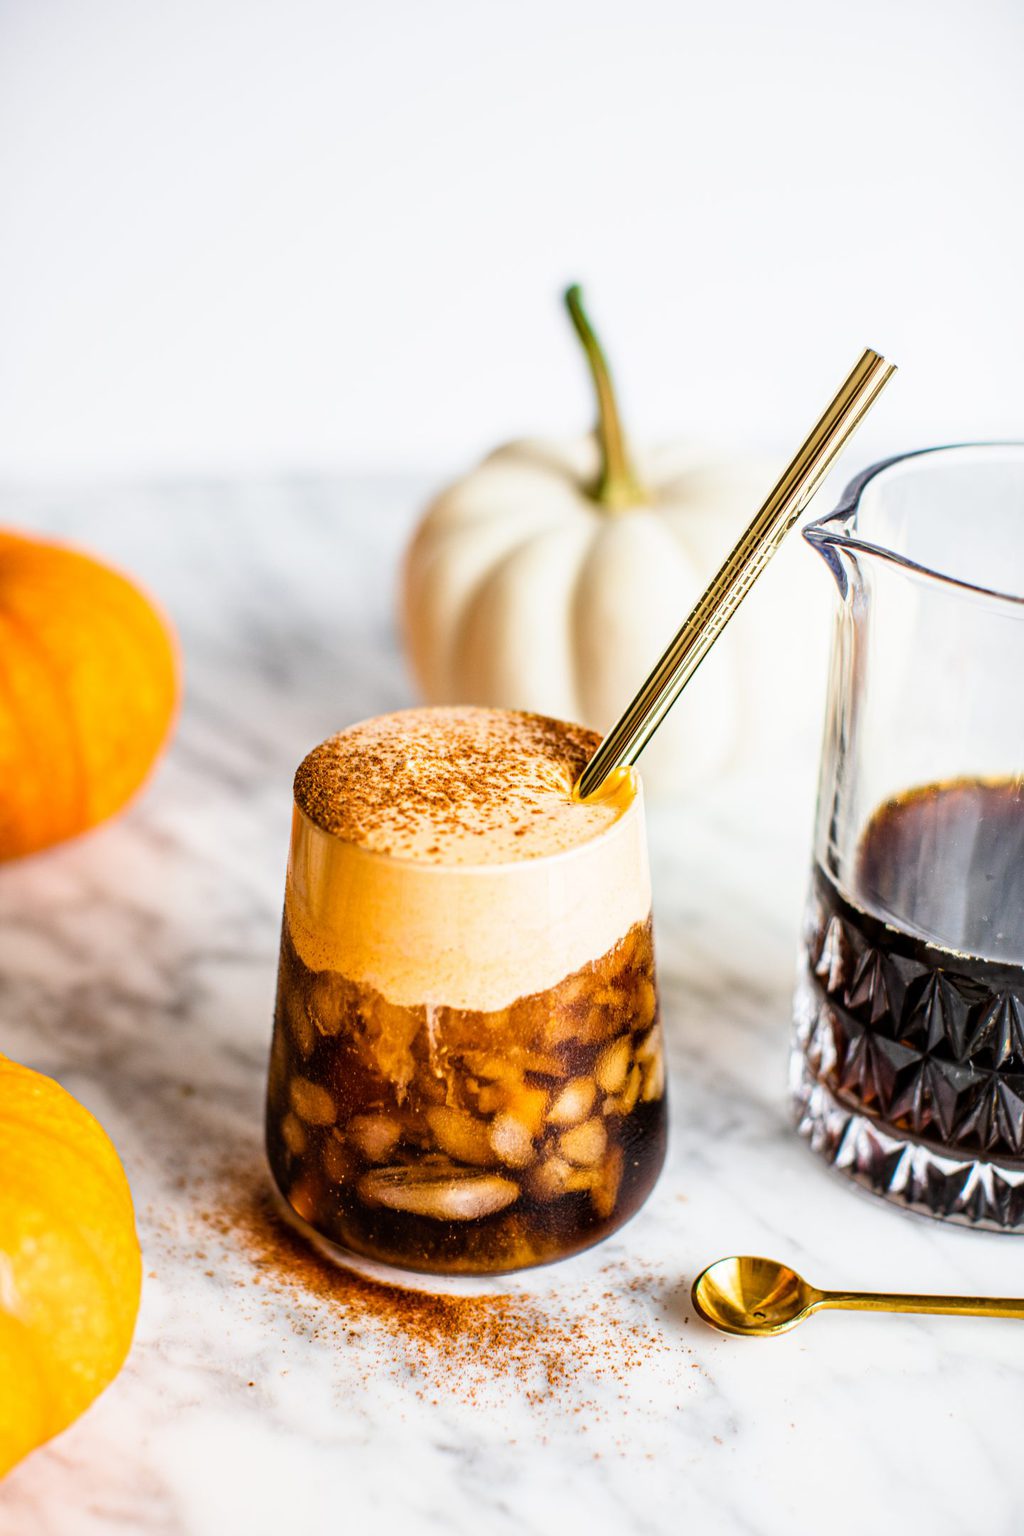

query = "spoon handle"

[819,1289,1024,1320]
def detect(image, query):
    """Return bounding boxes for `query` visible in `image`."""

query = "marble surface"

[2,478,1024,1536]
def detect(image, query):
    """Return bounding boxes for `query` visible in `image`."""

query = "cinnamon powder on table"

[187,1170,686,1415]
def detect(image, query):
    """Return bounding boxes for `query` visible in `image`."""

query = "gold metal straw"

[575,347,896,802]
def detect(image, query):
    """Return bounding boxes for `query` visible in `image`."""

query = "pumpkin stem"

[564,284,649,512]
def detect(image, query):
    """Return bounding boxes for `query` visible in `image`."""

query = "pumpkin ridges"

[0,1062,140,1312]
[1,550,176,813]
[42,604,164,825]
[0,613,79,854]
[19,539,180,721]
[0,1106,135,1221]
[0,1168,133,1332]
[0,529,36,572]
[0,1058,136,1213]
[0,1183,136,1440]
[0,531,179,859]
[408,516,589,706]
[1,531,177,681]
[0,604,88,847]
[0,1122,139,1315]
[0,1314,51,1481]
[404,495,578,703]
[0,1056,140,1476]
[0,1222,109,1410]
[451,520,594,720]
[0,614,40,850]
[0,1143,140,1444]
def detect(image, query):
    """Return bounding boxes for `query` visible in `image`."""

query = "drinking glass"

[266,737,667,1282]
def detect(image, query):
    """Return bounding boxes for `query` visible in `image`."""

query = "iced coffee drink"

[265,706,666,1278]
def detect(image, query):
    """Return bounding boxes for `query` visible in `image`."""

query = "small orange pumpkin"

[0,1053,142,1478]
[0,529,179,860]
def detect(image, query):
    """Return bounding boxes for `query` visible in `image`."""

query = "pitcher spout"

[803,451,915,601]
[803,509,858,600]
[804,445,1024,611]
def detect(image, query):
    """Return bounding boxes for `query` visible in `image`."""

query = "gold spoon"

[692,1255,1024,1337]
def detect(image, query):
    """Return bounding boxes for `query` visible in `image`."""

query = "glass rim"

[804,441,1024,610]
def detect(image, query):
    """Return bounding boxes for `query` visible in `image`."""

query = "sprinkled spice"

[292,706,611,864]
[187,1167,686,1415]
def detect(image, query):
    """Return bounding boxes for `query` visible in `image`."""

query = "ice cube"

[641,1052,665,1102]
[289,1077,337,1126]
[358,1164,519,1220]
[595,1036,631,1095]
[348,1113,402,1162]
[281,1112,308,1156]
[526,1155,574,1202]
[604,1062,643,1117]
[323,1130,356,1184]
[589,1145,624,1219]
[546,1077,596,1127]
[489,1112,536,1168]
[558,1117,608,1167]
[426,1106,493,1166]
[306,970,349,1037]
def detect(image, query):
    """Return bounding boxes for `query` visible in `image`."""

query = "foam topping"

[293,706,628,865]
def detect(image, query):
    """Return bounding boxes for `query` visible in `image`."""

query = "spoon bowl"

[692,1256,821,1336]
[691,1254,1024,1336]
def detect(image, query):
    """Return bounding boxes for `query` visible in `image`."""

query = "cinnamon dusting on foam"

[293,707,627,865]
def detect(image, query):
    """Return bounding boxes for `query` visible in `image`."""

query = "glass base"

[790,1041,1024,1233]
[268,1183,527,1296]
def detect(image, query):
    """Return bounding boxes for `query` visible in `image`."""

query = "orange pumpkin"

[0,1054,142,1478]
[0,529,179,860]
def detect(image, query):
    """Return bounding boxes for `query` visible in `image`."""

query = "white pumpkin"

[401,288,829,796]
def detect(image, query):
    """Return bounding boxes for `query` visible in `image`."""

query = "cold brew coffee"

[266,707,667,1277]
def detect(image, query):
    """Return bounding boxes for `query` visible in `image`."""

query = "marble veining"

[0,479,1022,1536]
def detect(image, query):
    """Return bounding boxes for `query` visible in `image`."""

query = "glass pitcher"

[793,443,1024,1230]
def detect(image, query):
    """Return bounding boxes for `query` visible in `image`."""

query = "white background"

[0,0,1022,483]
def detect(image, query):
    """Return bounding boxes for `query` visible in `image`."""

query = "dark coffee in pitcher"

[796,777,1024,1228]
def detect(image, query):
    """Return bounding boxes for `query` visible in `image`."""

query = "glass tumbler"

[793,443,1024,1229]
[265,743,667,1281]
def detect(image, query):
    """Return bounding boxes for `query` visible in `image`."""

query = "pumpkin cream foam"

[285,706,651,1011]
